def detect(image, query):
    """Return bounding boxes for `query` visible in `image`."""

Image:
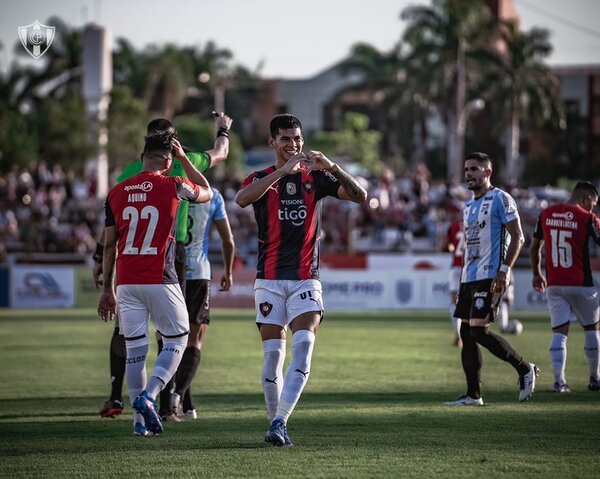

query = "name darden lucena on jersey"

[545,218,578,229]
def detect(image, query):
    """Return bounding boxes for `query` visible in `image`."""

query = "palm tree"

[482,22,564,183]
[144,44,194,118]
[401,0,499,181]
[339,42,404,160]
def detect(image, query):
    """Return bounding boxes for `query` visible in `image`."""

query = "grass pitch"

[0,308,598,478]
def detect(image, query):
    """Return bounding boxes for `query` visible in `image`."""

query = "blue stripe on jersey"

[185,188,227,280]
[462,187,519,283]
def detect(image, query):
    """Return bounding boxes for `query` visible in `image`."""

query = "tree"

[106,85,150,170]
[401,0,498,181]
[309,112,383,174]
[174,115,244,178]
[482,22,564,183]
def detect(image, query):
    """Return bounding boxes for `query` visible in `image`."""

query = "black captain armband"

[93,242,104,264]
[217,127,229,139]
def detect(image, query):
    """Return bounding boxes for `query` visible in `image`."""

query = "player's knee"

[470,325,489,343]
[112,332,127,358]
[163,335,188,352]
[459,321,471,341]
[125,335,149,349]
[291,330,315,370]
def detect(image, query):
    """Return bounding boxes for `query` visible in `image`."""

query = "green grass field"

[1,308,598,478]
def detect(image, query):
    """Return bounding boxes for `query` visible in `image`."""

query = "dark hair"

[143,131,175,158]
[573,181,599,198]
[145,118,191,154]
[465,152,492,169]
[147,118,176,136]
[270,114,302,137]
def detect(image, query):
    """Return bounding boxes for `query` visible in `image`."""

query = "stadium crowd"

[0,160,586,265]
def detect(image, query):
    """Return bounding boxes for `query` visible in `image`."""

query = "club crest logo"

[303,181,313,193]
[395,280,412,303]
[286,182,297,195]
[259,302,273,317]
[18,20,55,59]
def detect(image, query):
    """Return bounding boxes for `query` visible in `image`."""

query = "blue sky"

[1,0,599,79]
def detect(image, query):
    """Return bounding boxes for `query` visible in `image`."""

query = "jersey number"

[549,229,572,268]
[122,206,159,255]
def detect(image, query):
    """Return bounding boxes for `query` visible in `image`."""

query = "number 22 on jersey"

[122,205,159,255]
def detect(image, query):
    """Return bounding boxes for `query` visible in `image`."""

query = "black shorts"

[185,279,211,325]
[454,278,500,321]
[175,242,187,292]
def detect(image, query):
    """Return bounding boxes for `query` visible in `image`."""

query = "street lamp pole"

[456,98,485,170]
[198,71,226,114]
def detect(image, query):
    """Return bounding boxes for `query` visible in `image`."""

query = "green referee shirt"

[116,152,212,243]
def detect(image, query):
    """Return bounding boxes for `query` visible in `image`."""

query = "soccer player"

[445,152,539,406]
[235,114,367,446]
[98,133,213,437]
[444,210,464,347]
[169,187,235,420]
[530,181,600,393]
[93,113,232,419]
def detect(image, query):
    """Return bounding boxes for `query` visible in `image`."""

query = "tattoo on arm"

[330,167,365,201]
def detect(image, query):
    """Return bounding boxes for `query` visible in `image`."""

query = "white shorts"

[546,285,600,329]
[449,267,461,294]
[254,279,324,328]
[116,283,190,341]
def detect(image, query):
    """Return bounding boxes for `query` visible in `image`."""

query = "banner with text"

[10,265,74,308]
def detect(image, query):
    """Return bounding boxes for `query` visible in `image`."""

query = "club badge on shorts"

[259,302,273,317]
[18,20,55,59]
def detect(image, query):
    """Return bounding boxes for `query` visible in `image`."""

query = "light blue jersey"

[185,188,227,280]
[461,187,519,283]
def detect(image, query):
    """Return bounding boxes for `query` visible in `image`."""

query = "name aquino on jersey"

[124,181,153,203]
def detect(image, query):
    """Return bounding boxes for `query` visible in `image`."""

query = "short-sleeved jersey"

[117,152,211,243]
[185,188,227,280]
[105,171,201,285]
[242,166,340,280]
[533,203,600,286]
[448,220,465,268]
[461,187,519,283]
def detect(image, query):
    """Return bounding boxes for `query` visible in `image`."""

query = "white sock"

[549,333,567,385]
[584,330,600,380]
[146,336,187,399]
[262,339,286,422]
[497,302,509,331]
[275,330,315,424]
[125,344,148,424]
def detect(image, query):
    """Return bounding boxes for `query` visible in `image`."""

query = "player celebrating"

[235,114,366,446]
[445,152,538,406]
[98,132,212,436]
[94,113,232,420]
[530,181,600,393]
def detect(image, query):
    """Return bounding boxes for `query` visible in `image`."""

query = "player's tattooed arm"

[328,164,367,203]
[305,150,367,203]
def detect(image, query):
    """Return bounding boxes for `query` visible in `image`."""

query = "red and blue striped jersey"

[242,166,340,280]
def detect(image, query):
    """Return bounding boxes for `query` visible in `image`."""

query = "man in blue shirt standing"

[445,152,539,406]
